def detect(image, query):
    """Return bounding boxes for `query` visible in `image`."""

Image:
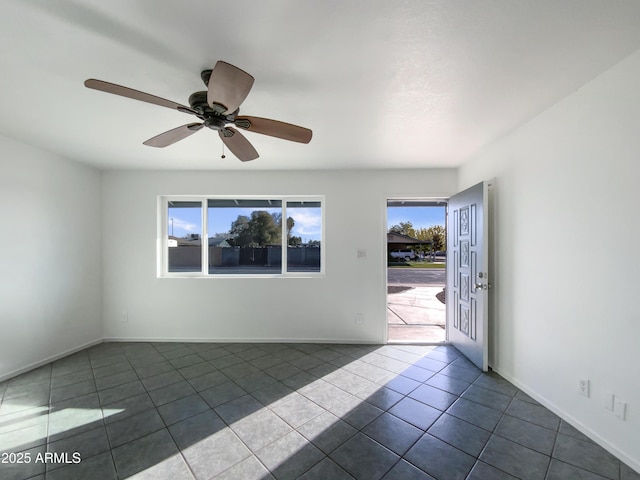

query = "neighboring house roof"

[209,237,231,247]
[387,232,433,245]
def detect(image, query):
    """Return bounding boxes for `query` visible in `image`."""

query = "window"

[161,196,324,277]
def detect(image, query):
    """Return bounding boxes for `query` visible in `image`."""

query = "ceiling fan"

[84,61,312,162]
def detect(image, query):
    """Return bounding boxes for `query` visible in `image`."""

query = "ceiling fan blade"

[207,61,254,113]
[235,116,312,143]
[84,79,197,115]
[143,123,204,148]
[219,127,259,162]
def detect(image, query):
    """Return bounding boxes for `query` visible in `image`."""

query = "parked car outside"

[389,249,416,261]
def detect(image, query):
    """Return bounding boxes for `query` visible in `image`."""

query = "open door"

[446,181,490,371]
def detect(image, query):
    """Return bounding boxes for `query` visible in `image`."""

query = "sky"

[387,206,445,232]
[168,206,322,242]
[168,204,444,242]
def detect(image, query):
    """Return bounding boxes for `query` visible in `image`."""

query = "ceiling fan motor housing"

[188,91,229,129]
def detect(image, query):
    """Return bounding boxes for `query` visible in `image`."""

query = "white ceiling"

[2,0,640,171]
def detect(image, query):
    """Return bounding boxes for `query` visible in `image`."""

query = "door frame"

[383,196,449,344]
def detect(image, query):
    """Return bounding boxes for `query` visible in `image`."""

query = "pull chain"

[221,143,226,159]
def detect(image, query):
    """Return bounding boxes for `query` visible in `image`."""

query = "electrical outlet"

[355,313,364,325]
[121,311,129,323]
[603,392,614,411]
[614,399,627,420]
[578,379,590,397]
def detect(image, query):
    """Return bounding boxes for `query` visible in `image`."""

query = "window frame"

[158,195,325,278]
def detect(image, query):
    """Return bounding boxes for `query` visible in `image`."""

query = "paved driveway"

[387,267,445,286]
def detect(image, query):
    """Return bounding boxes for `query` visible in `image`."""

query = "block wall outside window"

[161,196,324,277]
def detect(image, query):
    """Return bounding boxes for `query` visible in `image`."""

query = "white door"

[446,181,490,371]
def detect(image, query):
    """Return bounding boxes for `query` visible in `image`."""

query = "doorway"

[386,199,447,343]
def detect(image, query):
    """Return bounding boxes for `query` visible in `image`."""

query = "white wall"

[101,169,456,344]
[459,50,640,470]
[0,135,103,381]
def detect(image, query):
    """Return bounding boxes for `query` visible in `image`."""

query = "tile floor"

[0,342,638,480]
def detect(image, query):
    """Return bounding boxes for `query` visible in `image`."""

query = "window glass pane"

[286,201,322,272]
[168,201,202,272]
[208,200,282,275]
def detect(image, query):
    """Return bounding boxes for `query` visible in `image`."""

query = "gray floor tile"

[506,398,560,431]
[298,457,353,479]
[383,375,421,395]
[178,361,217,379]
[473,371,518,396]
[388,397,441,430]
[408,383,458,411]
[124,453,195,480]
[357,385,404,410]
[105,408,165,447]
[479,435,550,480]
[251,381,295,406]
[461,384,513,411]
[330,432,399,480]
[50,370,94,390]
[427,413,491,457]
[330,395,384,429]
[413,356,449,373]
[48,392,103,441]
[182,427,252,479]
[47,426,111,470]
[552,433,620,479]
[50,380,96,403]
[0,444,46,480]
[134,361,176,379]
[94,369,139,391]
[363,412,423,455]
[141,370,184,391]
[112,429,180,478]
[300,382,353,410]
[157,393,210,426]
[446,397,503,431]
[169,353,205,369]
[256,431,324,480]
[212,455,275,480]
[200,381,247,408]
[98,380,146,405]
[546,458,609,480]
[271,394,325,428]
[1,342,631,480]
[399,365,436,383]
[466,461,519,479]
[187,370,230,392]
[102,392,155,425]
[230,408,293,451]
[233,371,279,393]
[381,460,436,480]
[622,463,640,480]
[220,362,261,380]
[214,394,263,424]
[45,451,117,480]
[438,364,482,383]
[148,380,196,406]
[495,414,557,455]
[168,409,226,451]
[405,433,475,480]
[425,373,471,395]
[92,360,133,379]
[298,411,358,454]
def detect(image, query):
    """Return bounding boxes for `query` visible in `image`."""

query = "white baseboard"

[492,367,640,474]
[102,336,381,345]
[0,338,104,383]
